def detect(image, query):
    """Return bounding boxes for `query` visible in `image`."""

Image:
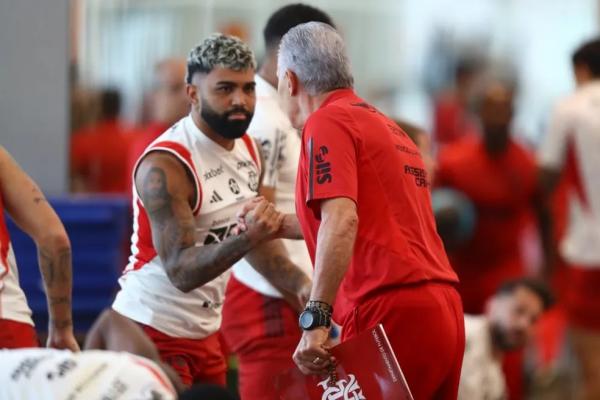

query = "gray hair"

[186,33,256,83]
[277,22,353,95]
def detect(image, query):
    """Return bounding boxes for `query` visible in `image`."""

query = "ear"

[285,70,299,96]
[186,83,200,106]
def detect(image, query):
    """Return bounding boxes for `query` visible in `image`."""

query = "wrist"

[299,301,333,330]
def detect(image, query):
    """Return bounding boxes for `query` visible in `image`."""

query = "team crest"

[248,170,259,192]
[317,374,366,400]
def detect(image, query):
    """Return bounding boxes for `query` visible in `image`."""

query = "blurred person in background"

[538,37,600,400]
[70,88,136,194]
[435,77,553,399]
[111,34,310,388]
[433,57,483,146]
[127,58,190,187]
[220,4,333,400]
[459,279,553,400]
[0,146,78,351]
[436,77,552,314]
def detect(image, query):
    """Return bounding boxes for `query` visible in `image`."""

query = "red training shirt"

[295,89,458,323]
[435,136,537,313]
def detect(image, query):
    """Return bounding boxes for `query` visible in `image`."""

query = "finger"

[250,200,269,218]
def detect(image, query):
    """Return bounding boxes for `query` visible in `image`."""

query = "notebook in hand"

[274,324,413,400]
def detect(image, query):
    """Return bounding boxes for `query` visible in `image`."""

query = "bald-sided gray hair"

[186,33,256,83]
[277,22,353,95]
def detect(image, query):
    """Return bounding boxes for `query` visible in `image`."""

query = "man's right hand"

[243,199,284,245]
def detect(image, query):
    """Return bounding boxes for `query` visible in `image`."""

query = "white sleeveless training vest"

[112,115,261,338]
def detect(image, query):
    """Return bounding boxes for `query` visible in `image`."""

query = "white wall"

[0,0,70,194]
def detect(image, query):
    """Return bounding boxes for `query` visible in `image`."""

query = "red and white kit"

[112,114,261,385]
[0,187,37,348]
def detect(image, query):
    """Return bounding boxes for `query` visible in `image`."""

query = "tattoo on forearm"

[51,319,73,329]
[141,166,253,291]
[49,296,71,306]
[38,248,71,289]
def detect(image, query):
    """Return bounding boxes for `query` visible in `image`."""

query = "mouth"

[227,112,248,120]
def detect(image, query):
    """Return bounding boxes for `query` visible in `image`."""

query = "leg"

[140,324,194,386]
[0,318,38,348]
[570,326,600,400]
[221,276,301,399]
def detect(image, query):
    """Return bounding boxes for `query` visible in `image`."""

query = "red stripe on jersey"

[132,199,157,271]
[565,135,590,211]
[241,134,261,173]
[0,192,10,280]
[131,357,176,395]
[148,140,203,215]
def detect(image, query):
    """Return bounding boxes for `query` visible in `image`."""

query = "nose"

[231,89,247,108]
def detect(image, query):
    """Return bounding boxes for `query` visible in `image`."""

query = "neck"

[297,89,343,126]
[191,111,235,150]
[258,52,278,89]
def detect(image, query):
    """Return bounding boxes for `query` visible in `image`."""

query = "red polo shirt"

[295,89,458,322]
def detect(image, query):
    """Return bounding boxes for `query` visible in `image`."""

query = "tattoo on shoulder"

[142,167,172,214]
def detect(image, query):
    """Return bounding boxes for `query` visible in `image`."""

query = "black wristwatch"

[299,301,333,330]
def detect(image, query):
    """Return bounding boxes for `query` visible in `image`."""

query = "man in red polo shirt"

[239,22,464,399]
[435,79,552,315]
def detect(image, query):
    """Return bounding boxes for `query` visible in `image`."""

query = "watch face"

[299,310,315,329]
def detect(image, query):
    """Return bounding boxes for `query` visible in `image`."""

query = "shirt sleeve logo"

[315,145,332,185]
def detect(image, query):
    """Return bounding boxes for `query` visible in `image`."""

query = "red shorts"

[563,265,600,331]
[140,324,227,387]
[0,319,38,348]
[221,275,301,400]
[340,282,465,400]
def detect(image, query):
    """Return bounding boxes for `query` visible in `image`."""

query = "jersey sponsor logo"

[404,165,429,188]
[204,222,238,245]
[229,178,241,194]
[350,102,382,116]
[261,139,273,162]
[395,144,419,156]
[10,356,49,381]
[46,359,77,381]
[248,170,259,192]
[100,377,128,399]
[237,160,254,170]
[203,165,224,181]
[209,190,223,204]
[317,374,366,400]
[387,122,409,138]
[315,146,332,184]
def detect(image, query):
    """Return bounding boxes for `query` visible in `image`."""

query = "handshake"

[235,197,285,245]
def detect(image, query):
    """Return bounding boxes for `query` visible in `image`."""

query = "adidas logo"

[209,191,223,204]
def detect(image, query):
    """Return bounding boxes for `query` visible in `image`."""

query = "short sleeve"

[304,108,358,211]
[538,101,572,170]
[248,118,283,189]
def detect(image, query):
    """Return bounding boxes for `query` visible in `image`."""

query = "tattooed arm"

[0,146,78,351]
[136,152,283,293]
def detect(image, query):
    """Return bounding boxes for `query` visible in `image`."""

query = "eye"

[217,86,233,93]
[244,84,256,94]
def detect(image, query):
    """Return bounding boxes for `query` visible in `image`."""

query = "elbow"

[166,269,195,293]
[340,209,358,233]
[164,262,203,293]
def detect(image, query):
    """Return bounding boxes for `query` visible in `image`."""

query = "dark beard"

[490,323,518,351]
[201,100,253,139]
